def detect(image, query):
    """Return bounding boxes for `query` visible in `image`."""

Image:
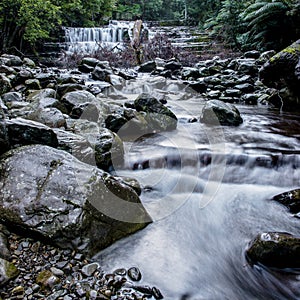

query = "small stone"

[104,289,112,297]
[11,285,24,295]
[74,253,84,261]
[32,284,41,292]
[89,289,98,299]
[152,287,164,299]
[25,287,33,295]
[36,270,60,288]
[114,268,127,276]
[128,267,142,281]
[81,262,99,277]
[50,267,64,277]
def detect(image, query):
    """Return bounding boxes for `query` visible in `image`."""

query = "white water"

[63,20,132,53]
[93,76,300,299]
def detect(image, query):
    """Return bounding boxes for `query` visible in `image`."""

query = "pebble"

[81,262,99,277]
[128,267,142,281]
[0,233,163,300]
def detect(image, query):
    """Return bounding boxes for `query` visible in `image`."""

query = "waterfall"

[63,20,131,54]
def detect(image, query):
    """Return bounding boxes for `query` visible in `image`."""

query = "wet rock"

[81,57,101,68]
[186,81,207,93]
[152,286,164,299]
[181,67,200,80]
[134,93,177,131]
[138,61,156,73]
[53,128,94,164]
[241,94,259,105]
[237,59,258,75]
[0,258,20,285]
[27,107,66,128]
[81,262,99,277]
[244,50,260,59]
[36,270,60,289]
[94,128,124,171]
[57,83,86,99]
[200,100,243,126]
[259,39,300,110]
[164,60,182,71]
[25,79,41,90]
[246,232,300,269]
[23,57,36,68]
[35,73,57,89]
[128,267,142,281]
[0,54,23,66]
[26,88,56,102]
[272,189,300,214]
[6,118,58,148]
[92,65,112,81]
[0,74,12,95]
[61,90,96,116]
[1,92,23,103]
[0,145,151,256]
[0,119,10,155]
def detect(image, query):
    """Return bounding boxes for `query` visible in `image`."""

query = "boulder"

[5,118,58,148]
[138,61,156,73]
[0,145,151,256]
[133,93,177,131]
[246,232,300,269]
[92,65,113,81]
[272,189,300,214]
[53,128,95,165]
[200,100,243,126]
[27,108,66,128]
[0,54,22,66]
[259,39,300,110]
[61,90,97,116]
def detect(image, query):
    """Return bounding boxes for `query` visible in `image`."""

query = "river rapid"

[94,74,300,300]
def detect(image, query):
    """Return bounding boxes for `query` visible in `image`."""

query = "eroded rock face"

[246,232,300,269]
[259,39,300,110]
[200,100,243,126]
[0,145,151,256]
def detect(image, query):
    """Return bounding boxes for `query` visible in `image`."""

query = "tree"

[0,0,117,53]
[239,0,300,51]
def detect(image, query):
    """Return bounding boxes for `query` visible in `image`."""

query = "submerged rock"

[200,100,243,126]
[0,145,151,256]
[272,189,300,214]
[246,232,300,269]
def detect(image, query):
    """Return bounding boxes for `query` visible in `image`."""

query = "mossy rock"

[246,232,300,269]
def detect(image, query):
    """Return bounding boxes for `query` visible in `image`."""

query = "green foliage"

[0,0,117,52]
[203,0,300,51]
[239,0,299,51]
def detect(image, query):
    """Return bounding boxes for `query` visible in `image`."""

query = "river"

[91,74,300,299]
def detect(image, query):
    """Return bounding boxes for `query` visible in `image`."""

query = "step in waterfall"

[63,20,132,54]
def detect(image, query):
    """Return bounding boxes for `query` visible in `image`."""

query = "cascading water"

[92,75,300,299]
[63,20,131,53]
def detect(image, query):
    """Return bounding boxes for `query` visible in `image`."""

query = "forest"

[0,0,299,55]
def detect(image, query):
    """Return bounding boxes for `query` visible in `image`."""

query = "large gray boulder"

[200,100,243,126]
[0,145,151,256]
[259,39,300,110]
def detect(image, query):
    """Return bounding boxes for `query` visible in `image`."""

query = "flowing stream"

[93,75,300,299]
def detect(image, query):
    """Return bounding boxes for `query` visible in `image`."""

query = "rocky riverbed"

[0,39,299,299]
